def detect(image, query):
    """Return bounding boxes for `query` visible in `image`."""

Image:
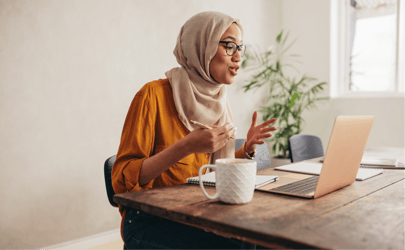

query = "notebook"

[275,162,383,181]
[319,156,401,169]
[266,115,375,199]
[187,171,279,189]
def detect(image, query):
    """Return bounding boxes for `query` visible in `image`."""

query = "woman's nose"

[232,50,242,62]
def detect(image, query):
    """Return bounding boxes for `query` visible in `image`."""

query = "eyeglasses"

[219,41,246,57]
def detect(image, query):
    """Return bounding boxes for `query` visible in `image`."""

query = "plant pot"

[270,156,291,168]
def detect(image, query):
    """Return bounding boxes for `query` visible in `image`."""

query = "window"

[330,0,404,97]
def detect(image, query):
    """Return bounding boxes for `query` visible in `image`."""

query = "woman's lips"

[229,67,238,76]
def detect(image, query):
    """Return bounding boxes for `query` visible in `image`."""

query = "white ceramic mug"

[198,158,257,204]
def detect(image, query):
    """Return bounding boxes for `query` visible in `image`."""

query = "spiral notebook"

[187,172,279,189]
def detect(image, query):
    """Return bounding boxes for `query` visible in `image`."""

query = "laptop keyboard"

[270,176,319,195]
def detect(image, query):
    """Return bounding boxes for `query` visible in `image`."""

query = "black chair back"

[288,134,324,162]
[104,155,118,207]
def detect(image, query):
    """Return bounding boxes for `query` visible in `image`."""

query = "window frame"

[330,0,405,99]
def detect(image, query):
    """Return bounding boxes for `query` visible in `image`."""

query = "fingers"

[215,128,236,150]
[213,122,233,135]
[259,118,277,128]
[256,132,272,140]
[250,136,270,147]
[249,128,274,145]
[217,126,236,141]
[251,111,258,127]
[190,120,213,129]
[210,127,235,152]
[203,122,237,152]
[190,122,238,153]
[260,127,277,133]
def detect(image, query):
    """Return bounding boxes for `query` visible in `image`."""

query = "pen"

[190,120,236,139]
[190,120,213,129]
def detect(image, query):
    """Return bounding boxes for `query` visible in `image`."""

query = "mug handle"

[199,164,218,200]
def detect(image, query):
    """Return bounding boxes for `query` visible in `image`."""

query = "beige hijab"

[165,11,243,163]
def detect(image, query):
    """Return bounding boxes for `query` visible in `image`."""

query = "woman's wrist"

[243,142,256,159]
[179,135,195,155]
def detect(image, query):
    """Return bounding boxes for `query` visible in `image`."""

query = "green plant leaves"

[242,30,330,158]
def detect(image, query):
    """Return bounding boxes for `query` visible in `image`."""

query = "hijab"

[165,11,243,163]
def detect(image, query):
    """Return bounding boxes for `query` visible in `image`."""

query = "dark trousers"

[123,207,257,249]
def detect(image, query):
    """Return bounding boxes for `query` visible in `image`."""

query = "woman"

[112,11,277,249]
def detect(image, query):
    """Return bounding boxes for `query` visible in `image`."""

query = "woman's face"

[209,23,243,85]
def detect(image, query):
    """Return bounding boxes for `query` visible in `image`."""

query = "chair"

[103,157,125,248]
[104,155,118,207]
[288,134,324,163]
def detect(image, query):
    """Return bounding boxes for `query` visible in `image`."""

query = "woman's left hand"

[245,111,277,154]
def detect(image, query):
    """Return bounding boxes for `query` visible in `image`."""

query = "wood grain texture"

[281,180,405,249]
[114,169,404,248]
[113,184,210,216]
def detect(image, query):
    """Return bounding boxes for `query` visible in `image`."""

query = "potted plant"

[241,31,329,166]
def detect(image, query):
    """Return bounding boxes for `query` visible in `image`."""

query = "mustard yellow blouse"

[111,78,212,237]
[112,78,245,239]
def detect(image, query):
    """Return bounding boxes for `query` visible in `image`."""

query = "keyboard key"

[271,176,319,194]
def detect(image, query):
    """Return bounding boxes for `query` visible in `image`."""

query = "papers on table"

[320,157,401,168]
[275,162,383,181]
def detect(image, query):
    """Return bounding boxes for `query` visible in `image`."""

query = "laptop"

[267,115,375,199]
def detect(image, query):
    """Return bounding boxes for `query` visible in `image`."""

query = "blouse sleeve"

[112,87,156,194]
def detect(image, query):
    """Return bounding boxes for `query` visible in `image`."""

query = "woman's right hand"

[184,123,236,154]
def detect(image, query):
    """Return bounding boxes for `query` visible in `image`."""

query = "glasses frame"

[219,41,246,57]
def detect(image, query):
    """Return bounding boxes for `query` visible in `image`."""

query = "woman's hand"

[246,111,277,154]
[184,123,236,154]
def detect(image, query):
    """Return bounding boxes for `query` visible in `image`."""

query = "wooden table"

[114,148,405,249]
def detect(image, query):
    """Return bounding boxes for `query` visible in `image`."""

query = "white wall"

[280,0,404,150]
[0,0,281,248]
[2,0,402,248]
